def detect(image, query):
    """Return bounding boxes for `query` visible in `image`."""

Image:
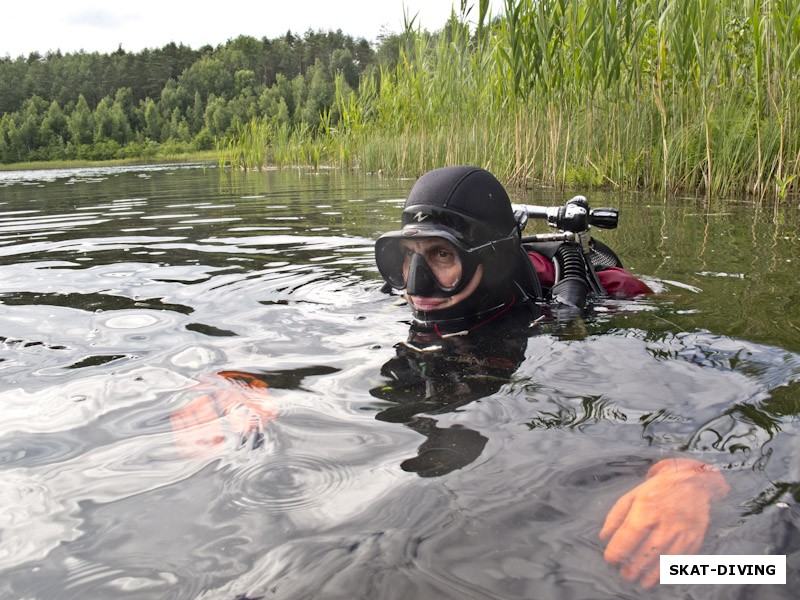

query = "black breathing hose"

[550,243,589,309]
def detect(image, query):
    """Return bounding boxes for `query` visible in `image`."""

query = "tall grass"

[223,0,800,199]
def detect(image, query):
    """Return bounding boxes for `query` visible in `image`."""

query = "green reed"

[223,0,800,199]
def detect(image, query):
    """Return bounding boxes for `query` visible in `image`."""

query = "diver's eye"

[428,247,458,267]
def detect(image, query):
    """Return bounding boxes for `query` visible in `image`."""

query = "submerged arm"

[600,457,729,588]
[170,370,275,456]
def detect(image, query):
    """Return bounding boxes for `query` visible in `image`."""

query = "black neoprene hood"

[400,166,518,245]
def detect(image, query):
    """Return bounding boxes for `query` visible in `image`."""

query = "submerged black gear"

[370,310,532,476]
[376,166,525,329]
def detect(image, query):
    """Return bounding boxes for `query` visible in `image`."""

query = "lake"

[0,163,798,599]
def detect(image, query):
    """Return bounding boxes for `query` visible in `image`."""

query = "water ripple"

[219,448,357,515]
[0,472,80,570]
[2,165,798,599]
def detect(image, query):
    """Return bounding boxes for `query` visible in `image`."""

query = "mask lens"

[376,235,466,291]
[375,238,407,288]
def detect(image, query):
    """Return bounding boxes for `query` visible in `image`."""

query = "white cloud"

[64,8,137,29]
[2,1,504,58]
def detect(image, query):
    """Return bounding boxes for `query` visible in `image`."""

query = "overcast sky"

[3,1,503,58]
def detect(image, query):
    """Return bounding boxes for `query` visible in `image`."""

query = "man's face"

[399,237,483,312]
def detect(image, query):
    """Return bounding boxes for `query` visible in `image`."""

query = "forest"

[0,30,383,163]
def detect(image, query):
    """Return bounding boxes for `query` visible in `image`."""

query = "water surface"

[1,164,798,599]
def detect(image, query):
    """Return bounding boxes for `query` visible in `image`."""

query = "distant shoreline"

[0,151,218,172]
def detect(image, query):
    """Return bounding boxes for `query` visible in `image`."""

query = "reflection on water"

[0,164,798,599]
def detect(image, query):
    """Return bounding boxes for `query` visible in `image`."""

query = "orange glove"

[170,370,275,456]
[600,458,730,589]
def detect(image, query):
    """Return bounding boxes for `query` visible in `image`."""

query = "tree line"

[0,30,391,163]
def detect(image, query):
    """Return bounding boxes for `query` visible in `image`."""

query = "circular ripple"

[220,450,355,515]
[46,557,188,600]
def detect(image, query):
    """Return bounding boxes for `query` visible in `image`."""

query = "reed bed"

[222,0,800,199]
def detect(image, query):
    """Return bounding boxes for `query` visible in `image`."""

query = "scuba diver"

[373,165,651,333]
[369,164,650,479]
[372,165,728,589]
